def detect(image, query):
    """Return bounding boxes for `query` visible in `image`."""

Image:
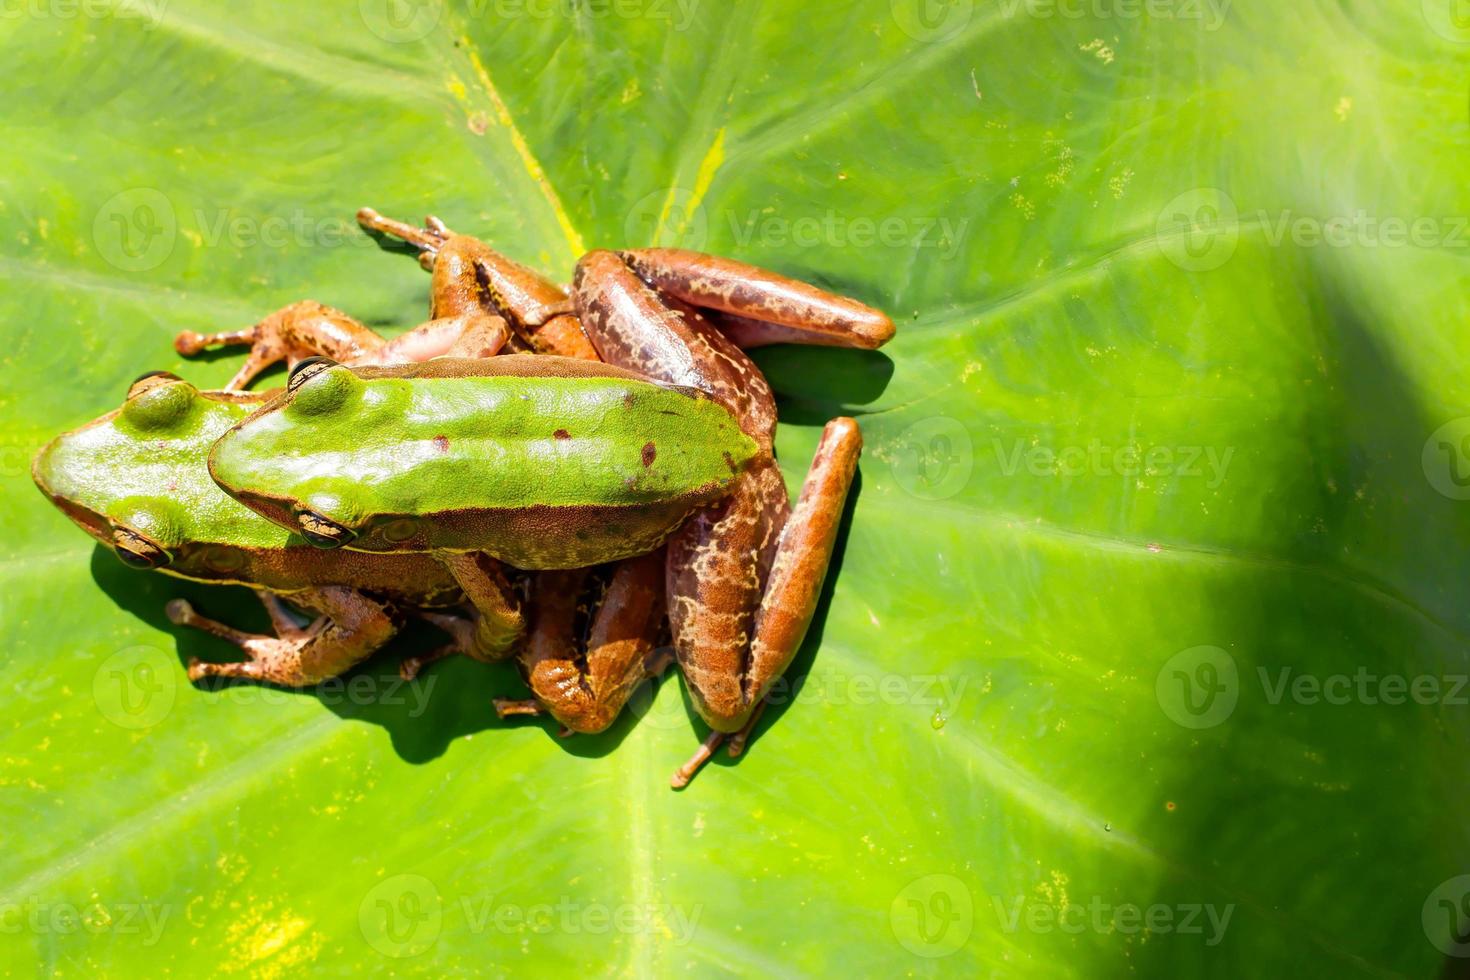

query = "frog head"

[31,372,293,580]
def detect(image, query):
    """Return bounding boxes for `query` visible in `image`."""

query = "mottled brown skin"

[493,550,667,734]
[359,210,891,784]
[175,299,511,391]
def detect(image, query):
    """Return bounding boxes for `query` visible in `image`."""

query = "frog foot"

[357,207,452,271]
[398,609,478,681]
[167,587,395,687]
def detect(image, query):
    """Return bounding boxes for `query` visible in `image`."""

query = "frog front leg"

[169,586,397,687]
[573,250,882,785]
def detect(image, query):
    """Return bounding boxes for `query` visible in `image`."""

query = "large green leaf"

[3,1,1469,974]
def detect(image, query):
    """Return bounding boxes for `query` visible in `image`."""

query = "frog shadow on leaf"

[89,543,510,762]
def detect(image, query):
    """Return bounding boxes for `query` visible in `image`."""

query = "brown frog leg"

[670,418,862,787]
[168,586,397,687]
[176,300,511,390]
[617,249,895,349]
[357,207,597,359]
[434,552,525,664]
[174,301,390,391]
[492,550,667,734]
[574,250,877,786]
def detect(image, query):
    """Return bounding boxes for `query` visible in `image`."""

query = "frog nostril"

[112,527,169,569]
[297,510,354,549]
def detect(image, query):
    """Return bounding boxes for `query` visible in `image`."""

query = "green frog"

[31,371,468,686]
[212,215,894,785]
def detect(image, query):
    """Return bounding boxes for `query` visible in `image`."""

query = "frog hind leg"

[617,248,895,350]
[358,207,596,359]
[494,551,668,734]
[574,251,868,786]
[168,586,397,687]
[397,609,479,681]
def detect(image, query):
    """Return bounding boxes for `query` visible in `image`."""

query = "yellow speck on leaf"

[1080,38,1115,65]
[1334,96,1353,121]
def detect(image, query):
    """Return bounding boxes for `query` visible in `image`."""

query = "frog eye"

[295,509,355,549]
[287,356,338,395]
[127,370,183,400]
[121,374,199,431]
[111,526,171,569]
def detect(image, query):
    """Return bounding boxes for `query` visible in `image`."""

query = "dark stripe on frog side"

[226,486,730,571]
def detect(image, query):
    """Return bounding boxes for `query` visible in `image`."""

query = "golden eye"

[112,526,170,569]
[287,356,339,395]
[127,370,183,400]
